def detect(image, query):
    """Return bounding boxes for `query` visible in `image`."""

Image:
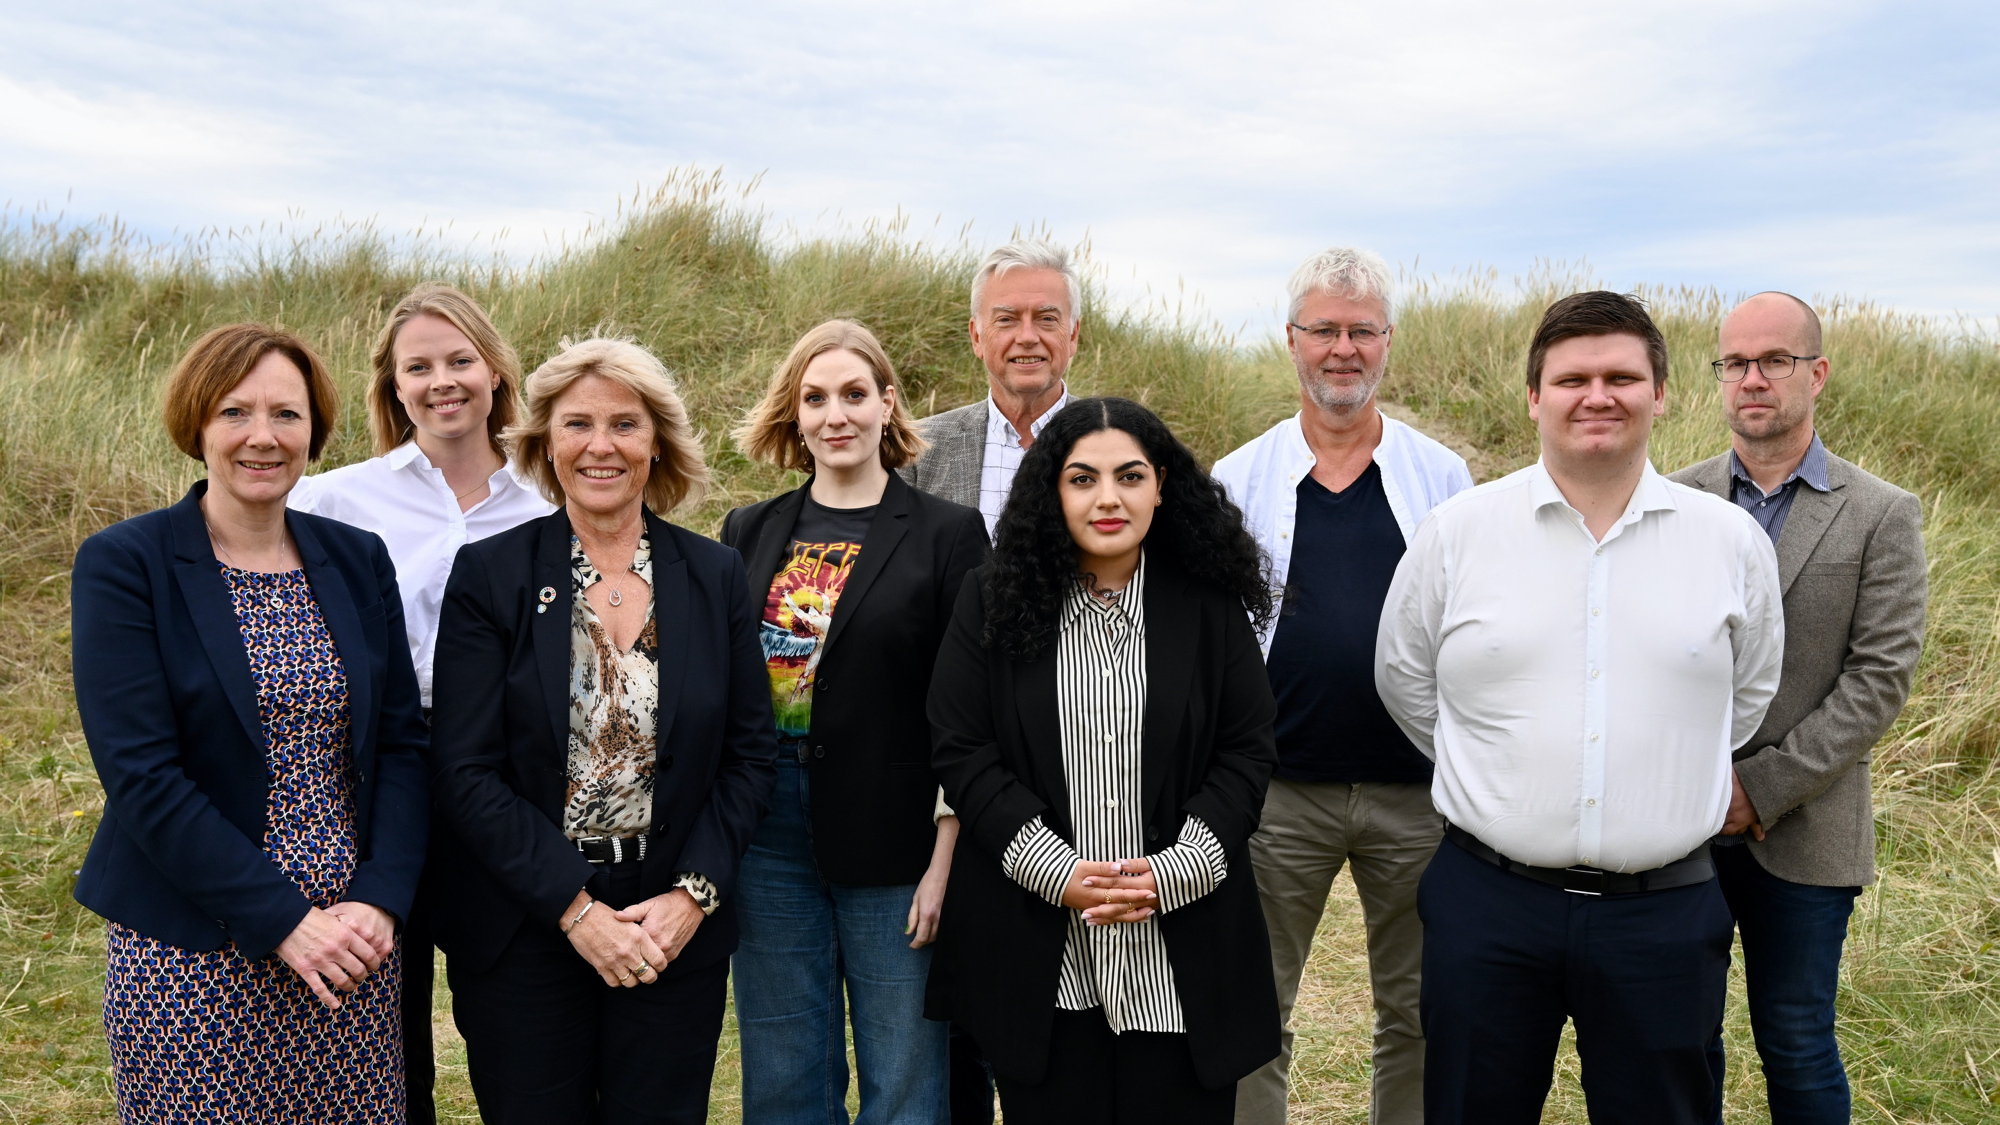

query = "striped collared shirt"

[978,388,1072,537]
[1001,554,1230,1033]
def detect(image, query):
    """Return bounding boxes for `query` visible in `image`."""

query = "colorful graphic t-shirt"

[760,496,875,739]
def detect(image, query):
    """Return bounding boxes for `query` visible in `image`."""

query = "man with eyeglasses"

[1669,292,1926,1125]
[1212,247,1471,1125]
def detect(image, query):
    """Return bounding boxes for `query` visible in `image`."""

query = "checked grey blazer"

[901,400,988,511]
[1671,449,1926,886]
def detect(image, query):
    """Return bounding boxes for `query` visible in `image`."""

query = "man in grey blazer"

[1669,291,1926,1125]
[904,239,1077,536]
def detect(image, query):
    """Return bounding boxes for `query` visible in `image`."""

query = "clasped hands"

[1721,767,1766,841]
[562,887,705,988]
[276,901,397,1011]
[1060,857,1159,925]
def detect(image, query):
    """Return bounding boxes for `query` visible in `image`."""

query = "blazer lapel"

[533,512,574,751]
[822,474,911,659]
[169,483,265,753]
[291,513,373,773]
[1690,456,1731,501]
[1775,484,1846,595]
[746,486,809,597]
[1015,647,1071,840]
[1141,562,1196,823]
[647,512,691,762]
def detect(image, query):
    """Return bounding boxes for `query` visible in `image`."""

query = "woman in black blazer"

[926,397,1282,1125]
[720,320,988,1124]
[428,336,776,1125]
[72,324,429,1122]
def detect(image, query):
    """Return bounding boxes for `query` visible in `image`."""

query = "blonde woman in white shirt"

[289,283,553,1124]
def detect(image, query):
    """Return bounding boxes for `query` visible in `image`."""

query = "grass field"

[1,174,1995,1122]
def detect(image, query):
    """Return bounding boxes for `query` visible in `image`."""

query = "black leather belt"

[574,835,647,864]
[1445,824,1714,896]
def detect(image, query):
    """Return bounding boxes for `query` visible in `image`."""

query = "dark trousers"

[1419,836,1733,1125]
[995,1007,1235,1125]
[401,891,436,1125]
[1706,844,1862,1125]
[446,861,729,1125]
[949,1025,996,1125]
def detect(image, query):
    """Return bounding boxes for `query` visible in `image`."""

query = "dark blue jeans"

[1706,843,1862,1125]
[733,758,949,1125]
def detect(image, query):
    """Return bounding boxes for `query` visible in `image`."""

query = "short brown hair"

[732,320,929,472]
[1526,291,1669,390]
[504,337,710,515]
[162,323,339,462]
[367,284,523,456]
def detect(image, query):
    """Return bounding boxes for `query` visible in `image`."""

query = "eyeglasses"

[1711,354,1818,382]
[1289,323,1384,347]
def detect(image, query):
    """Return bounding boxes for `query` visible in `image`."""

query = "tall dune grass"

[0,174,1994,1121]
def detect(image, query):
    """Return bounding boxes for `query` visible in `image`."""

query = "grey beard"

[1301,368,1384,412]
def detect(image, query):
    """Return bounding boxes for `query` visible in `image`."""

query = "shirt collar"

[385,441,428,470]
[1064,550,1146,629]
[1729,432,1830,496]
[1527,459,1677,520]
[986,385,1072,444]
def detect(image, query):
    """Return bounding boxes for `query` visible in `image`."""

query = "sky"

[3,1,1996,337]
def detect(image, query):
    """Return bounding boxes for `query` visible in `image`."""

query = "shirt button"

[1590,669,1600,679]
[1581,856,1595,866]
[1106,798,1117,809]
[1104,732,1115,743]
[1588,732,1600,742]
[1592,607,1601,617]
[1587,798,1597,806]
[1595,547,1604,556]
[1102,668,1112,677]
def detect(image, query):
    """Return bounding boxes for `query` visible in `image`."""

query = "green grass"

[1,174,1996,1121]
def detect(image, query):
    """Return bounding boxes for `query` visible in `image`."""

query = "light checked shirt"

[979,387,1073,537]
[1374,461,1785,872]
[290,443,555,707]
[1729,432,1830,544]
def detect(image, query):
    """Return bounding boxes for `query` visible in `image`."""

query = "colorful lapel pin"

[538,586,556,613]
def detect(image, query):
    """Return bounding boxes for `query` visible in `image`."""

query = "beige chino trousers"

[1235,779,1442,1125]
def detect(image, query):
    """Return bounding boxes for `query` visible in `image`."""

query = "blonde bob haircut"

[733,319,928,473]
[163,323,340,462]
[504,337,711,515]
[367,283,523,457]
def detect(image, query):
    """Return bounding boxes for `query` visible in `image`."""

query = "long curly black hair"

[983,396,1273,660]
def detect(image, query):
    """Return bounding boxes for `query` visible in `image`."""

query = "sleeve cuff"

[1149,816,1229,913]
[674,872,720,916]
[1000,816,1078,907]
[934,786,955,824]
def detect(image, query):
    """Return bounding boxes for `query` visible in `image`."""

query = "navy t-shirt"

[1264,463,1433,784]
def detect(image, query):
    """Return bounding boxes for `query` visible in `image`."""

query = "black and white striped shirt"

[1001,554,1230,1034]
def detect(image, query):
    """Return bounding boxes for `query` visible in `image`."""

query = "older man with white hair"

[1212,247,1472,1125]
[905,239,1079,537]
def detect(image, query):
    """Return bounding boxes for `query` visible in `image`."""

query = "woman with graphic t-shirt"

[722,320,989,1125]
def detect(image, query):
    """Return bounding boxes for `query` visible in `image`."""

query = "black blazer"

[427,507,778,976]
[70,481,430,961]
[719,473,988,884]
[925,557,1282,1089]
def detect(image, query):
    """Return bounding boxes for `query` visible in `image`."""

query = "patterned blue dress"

[102,565,405,1123]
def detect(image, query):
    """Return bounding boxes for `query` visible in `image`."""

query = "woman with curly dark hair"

[925,396,1281,1125]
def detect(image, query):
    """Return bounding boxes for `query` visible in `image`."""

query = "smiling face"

[797,348,892,473]
[392,313,499,445]
[549,373,656,520]
[1289,290,1393,412]
[1059,428,1163,571]
[969,267,1079,401]
[1719,294,1826,443]
[200,350,314,509]
[1529,333,1665,469]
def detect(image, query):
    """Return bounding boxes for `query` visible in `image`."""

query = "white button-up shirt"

[291,443,555,706]
[979,387,1072,536]
[1374,461,1784,873]
[1212,411,1474,653]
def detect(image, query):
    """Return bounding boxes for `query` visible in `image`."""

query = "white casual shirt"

[1374,461,1784,873]
[979,387,1073,537]
[290,443,555,707]
[1212,410,1474,653]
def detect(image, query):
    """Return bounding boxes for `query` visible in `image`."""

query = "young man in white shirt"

[1375,291,1785,1125]
[1211,247,1471,1125]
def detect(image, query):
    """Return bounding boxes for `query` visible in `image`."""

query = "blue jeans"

[734,759,949,1125]
[1707,843,1862,1125]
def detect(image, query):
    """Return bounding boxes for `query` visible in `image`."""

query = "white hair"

[970,239,1082,322]
[1286,246,1394,326]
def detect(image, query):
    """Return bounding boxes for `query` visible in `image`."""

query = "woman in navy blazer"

[72,324,429,1122]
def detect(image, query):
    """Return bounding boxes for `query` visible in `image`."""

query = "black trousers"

[949,1024,995,1125]
[1419,836,1733,1125]
[995,1007,1235,1125]
[401,888,436,1125]
[447,861,729,1125]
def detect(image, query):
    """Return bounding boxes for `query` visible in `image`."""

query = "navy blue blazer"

[426,507,778,976]
[71,481,431,962]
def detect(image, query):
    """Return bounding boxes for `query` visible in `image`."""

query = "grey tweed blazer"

[902,400,987,511]
[1670,449,1926,886]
